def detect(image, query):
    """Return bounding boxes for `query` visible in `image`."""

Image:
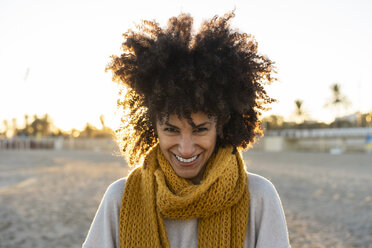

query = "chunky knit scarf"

[119,145,250,248]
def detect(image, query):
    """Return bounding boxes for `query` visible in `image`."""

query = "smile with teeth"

[175,154,199,163]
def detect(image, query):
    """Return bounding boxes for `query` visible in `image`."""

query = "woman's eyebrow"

[163,122,180,129]
[194,122,211,127]
[163,121,211,128]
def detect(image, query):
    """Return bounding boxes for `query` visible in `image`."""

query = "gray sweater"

[83,173,290,248]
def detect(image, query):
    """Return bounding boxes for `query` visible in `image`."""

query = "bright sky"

[1,0,371,131]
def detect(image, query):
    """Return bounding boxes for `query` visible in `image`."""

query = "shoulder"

[102,178,127,204]
[94,177,127,217]
[247,172,285,216]
[82,178,127,248]
[247,172,279,199]
[246,173,290,247]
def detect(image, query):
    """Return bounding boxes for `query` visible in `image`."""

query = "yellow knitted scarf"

[119,145,250,248]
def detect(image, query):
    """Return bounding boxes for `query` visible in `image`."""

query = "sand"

[0,149,371,248]
[0,150,128,248]
[245,151,372,248]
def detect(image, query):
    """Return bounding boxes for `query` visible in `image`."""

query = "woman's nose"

[178,135,195,157]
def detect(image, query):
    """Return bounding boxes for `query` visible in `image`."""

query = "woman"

[83,12,290,248]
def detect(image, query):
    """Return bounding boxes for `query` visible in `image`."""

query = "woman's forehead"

[158,112,216,126]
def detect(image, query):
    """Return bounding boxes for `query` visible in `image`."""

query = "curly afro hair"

[106,12,276,166]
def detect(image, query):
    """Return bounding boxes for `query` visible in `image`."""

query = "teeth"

[175,154,198,163]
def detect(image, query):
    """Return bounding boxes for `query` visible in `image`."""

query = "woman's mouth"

[175,154,199,163]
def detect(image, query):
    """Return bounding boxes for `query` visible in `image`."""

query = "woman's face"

[156,111,217,184]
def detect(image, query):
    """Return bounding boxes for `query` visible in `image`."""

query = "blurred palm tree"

[80,123,96,138]
[99,115,105,129]
[294,99,306,124]
[30,114,52,137]
[24,114,29,126]
[325,83,351,118]
[12,118,18,136]
[24,114,31,136]
[2,120,9,137]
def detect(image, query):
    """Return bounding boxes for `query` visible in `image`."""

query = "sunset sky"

[1,0,371,131]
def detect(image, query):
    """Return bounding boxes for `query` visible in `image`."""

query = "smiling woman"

[83,12,290,248]
[156,112,217,184]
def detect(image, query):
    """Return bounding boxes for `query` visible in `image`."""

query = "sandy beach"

[245,151,372,248]
[0,149,371,248]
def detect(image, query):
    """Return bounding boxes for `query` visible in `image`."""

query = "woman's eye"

[164,127,178,133]
[194,127,208,133]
